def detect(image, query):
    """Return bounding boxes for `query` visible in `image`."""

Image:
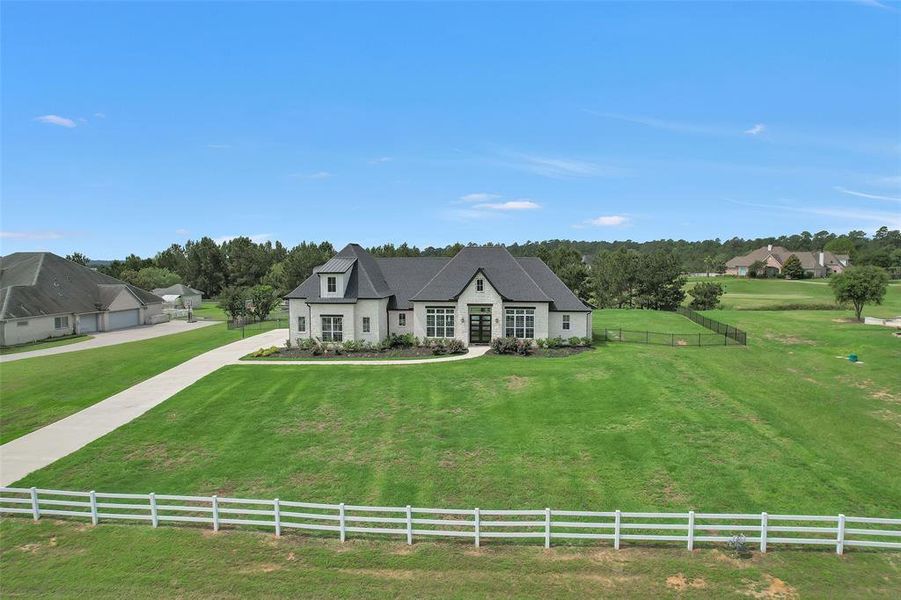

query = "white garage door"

[108,309,141,330]
[79,314,99,333]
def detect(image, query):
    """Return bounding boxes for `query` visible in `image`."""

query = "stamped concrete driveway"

[0,328,287,486]
[0,319,218,364]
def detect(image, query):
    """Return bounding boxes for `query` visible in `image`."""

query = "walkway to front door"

[469,306,492,344]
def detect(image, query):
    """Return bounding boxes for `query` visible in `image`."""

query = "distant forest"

[83,227,901,300]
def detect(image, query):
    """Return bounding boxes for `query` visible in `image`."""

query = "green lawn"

[0,322,280,444]
[0,334,93,355]
[2,519,897,599]
[191,301,229,321]
[14,308,900,518]
[686,277,901,316]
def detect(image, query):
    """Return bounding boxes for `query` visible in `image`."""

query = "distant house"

[0,252,164,346]
[725,245,849,278]
[286,243,592,346]
[152,284,203,309]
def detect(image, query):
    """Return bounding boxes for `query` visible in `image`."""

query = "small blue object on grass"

[848,353,858,363]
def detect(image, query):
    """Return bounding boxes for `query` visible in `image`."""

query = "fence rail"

[675,306,747,345]
[600,328,742,347]
[2,487,898,554]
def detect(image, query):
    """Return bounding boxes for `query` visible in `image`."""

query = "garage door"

[79,314,98,333]
[108,309,141,330]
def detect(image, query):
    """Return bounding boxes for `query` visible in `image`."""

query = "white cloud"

[475,200,541,211]
[460,192,502,203]
[514,154,628,179]
[368,156,392,164]
[584,215,629,227]
[212,233,273,244]
[290,171,332,179]
[586,111,728,136]
[869,175,901,188]
[744,123,766,136]
[853,0,899,12]
[1,230,67,240]
[34,115,76,128]
[835,186,901,203]
[729,199,901,229]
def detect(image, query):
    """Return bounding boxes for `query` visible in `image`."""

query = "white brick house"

[286,244,592,346]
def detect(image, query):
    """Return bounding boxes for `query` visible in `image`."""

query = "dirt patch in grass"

[666,573,707,590]
[504,375,532,391]
[239,563,284,574]
[763,333,815,346]
[123,442,212,470]
[339,568,417,580]
[743,575,798,599]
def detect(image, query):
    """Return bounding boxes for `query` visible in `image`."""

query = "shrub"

[311,339,324,355]
[446,338,466,354]
[490,337,518,354]
[535,338,548,349]
[285,338,292,350]
[547,337,566,349]
[252,346,280,357]
[389,333,416,348]
[341,340,360,353]
[515,339,532,356]
[430,338,449,355]
[581,336,593,347]
[568,336,583,347]
[688,281,725,310]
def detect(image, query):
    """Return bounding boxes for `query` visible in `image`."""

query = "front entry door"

[469,312,491,344]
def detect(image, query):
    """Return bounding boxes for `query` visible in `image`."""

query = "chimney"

[819,251,825,267]
[767,244,772,252]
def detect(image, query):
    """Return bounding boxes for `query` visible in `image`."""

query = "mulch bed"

[247,347,467,360]
[486,346,594,358]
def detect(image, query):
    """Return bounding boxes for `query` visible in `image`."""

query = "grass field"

[0,334,93,355]
[0,322,279,444]
[3,281,900,597]
[686,277,901,316]
[2,519,897,598]
[191,301,229,321]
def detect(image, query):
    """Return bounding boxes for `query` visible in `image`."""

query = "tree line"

[78,227,898,310]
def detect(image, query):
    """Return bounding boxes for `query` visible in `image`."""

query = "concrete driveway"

[0,319,218,363]
[0,328,287,486]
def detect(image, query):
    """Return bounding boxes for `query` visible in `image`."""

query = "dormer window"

[327,276,337,294]
[476,278,484,292]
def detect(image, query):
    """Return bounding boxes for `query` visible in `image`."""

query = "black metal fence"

[675,307,747,345]
[226,317,285,335]
[600,328,743,347]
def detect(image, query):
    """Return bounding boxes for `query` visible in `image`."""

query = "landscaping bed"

[488,346,593,358]
[244,346,467,360]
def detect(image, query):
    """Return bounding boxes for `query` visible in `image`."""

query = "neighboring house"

[0,252,164,347]
[286,244,592,346]
[725,245,849,278]
[152,283,203,308]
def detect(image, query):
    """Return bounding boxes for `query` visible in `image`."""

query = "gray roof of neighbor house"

[286,244,591,312]
[725,246,849,270]
[0,252,163,320]
[152,283,203,297]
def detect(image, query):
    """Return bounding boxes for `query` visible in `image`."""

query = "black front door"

[469,313,491,344]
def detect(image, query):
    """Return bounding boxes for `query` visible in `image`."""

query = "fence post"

[698,333,701,347]
[836,514,846,555]
[671,333,675,347]
[687,510,695,550]
[474,508,481,548]
[29,487,40,521]
[273,498,281,537]
[406,505,413,545]
[339,503,346,542]
[614,510,621,550]
[760,512,767,553]
[212,495,219,532]
[89,490,99,526]
[545,508,551,549]
[150,493,158,528]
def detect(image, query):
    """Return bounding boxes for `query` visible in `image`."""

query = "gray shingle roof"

[411,246,551,303]
[0,252,163,320]
[726,246,849,271]
[286,245,588,312]
[152,283,203,296]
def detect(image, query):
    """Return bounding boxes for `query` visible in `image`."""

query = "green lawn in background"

[2,519,897,599]
[0,334,93,355]
[0,322,280,444]
[16,306,900,518]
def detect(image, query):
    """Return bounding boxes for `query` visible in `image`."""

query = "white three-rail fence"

[2,487,899,555]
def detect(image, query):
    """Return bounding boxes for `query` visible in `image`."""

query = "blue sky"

[1,1,899,258]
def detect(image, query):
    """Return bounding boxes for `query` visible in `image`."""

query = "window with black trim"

[321,315,343,341]
[476,278,484,292]
[297,316,306,332]
[54,316,69,329]
[426,307,455,338]
[562,314,570,330]
[504,308,534,338]
[362,317,371,333]
[327,276,337,294]
[398,313,406,327]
